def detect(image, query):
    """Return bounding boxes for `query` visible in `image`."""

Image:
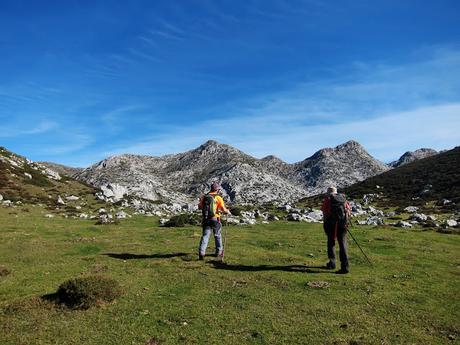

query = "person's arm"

[345,201,352,217]
[198,196,203,210]
[217,196,231,215]
[321,197,330,217]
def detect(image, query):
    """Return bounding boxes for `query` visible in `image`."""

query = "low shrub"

[164,213,200,227]
[56,275,123,309]
[0,266,11,277]
[230,206,242,216]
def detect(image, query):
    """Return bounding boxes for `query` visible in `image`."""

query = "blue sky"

[1,0,459,167]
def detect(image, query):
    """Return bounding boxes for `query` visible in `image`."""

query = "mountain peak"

[200,140,221,148]
[390,148,438,168]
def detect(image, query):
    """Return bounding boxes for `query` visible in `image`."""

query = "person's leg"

[324,221,336,268]
[337,225,349,273]
[198,222,212,258]
[213,220,223,256]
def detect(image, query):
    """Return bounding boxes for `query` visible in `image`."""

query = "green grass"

[0,206,459,345]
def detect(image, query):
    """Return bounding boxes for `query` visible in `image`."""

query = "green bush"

[57,275,123,309]
[164,213,200,227]
[230,206,242,216]
[0,266,11,277]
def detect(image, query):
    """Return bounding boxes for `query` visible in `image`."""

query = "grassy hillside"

[0,147,102,211]
[299,147,460,213]
[344,146,460,210]
[1,207,459,344]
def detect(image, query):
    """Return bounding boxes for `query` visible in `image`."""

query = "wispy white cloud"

[101,46,460,164]
[103,103,460,164]
[0,120,58,138]
[101,105,146,132]
[39,133,93,155]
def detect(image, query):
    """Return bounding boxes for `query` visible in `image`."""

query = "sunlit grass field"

[1,206,459,344]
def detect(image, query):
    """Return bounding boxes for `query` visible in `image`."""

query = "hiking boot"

[198,254,205,261]
[326,261,336,270]
[336,268,349,274]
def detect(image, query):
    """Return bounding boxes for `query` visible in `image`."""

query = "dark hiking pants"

[324,220,349,270]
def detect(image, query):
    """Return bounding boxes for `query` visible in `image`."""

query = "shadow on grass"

[208,260,332,273]
[103,252,189,260]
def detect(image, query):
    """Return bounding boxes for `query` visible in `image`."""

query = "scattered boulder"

[358,216,384,226]
[404,206,419,213]
[267,214,279,221]
[57,196,65,205]
[305,210,323,222]
[287,213,301,222]
[445,219,458,227]
[79,213,89,219]
[97,214,114,224]
[411,213,428,222]
[159,218,169,225]
[115,211,127,219]
[44,214,54,218]
[24,172,32,179]
[239,218,257,225]
[100,183,128,202]
[396,220,412,228]
[225,217,241,225]
[278,204,292,212]
[66,195,79,201]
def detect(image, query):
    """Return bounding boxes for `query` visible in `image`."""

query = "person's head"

[210,182,221,192]
[327,186,337,195]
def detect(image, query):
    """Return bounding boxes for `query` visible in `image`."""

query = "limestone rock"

[445,219,458,227]
[396,220,412,228]
[404,206,419,213]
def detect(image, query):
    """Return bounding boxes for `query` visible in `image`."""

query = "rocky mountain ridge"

[74,140,389,204]
[390,148,438,168]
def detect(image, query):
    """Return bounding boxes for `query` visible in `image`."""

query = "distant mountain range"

[70,140,390,204]
[3,141,449,206]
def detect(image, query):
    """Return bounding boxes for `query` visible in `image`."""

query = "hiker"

[321,186,351,274]
[198,182,231,260]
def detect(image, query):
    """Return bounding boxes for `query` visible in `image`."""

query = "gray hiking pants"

[324,220,349,270]
[198,219,223,256]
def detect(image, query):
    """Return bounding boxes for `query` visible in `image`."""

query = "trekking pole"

[347,219,373,267]
[221,215,229,263]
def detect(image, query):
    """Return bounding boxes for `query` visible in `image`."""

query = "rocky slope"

[390,148,438,168]
[0,146,96,208]
[39,162,84,177]
[74,140,389,204]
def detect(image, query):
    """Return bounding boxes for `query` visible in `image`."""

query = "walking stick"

[347,220,373,267]
[221,215,229,263]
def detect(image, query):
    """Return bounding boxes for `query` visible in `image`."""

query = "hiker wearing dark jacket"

[321,186,351,274]
[198,182,231,260]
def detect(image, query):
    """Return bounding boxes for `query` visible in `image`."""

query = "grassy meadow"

[0,206,459,345]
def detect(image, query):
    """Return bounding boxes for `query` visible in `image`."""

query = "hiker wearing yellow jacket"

[198,182,231,260]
